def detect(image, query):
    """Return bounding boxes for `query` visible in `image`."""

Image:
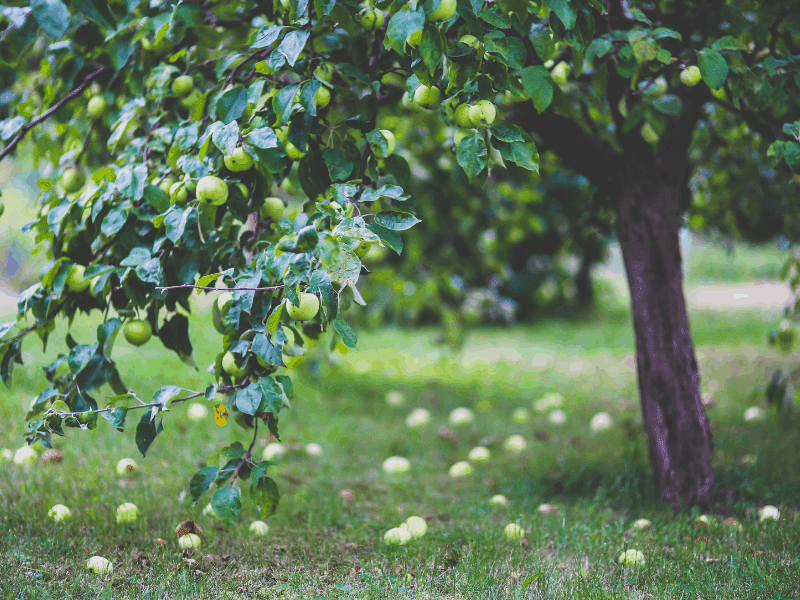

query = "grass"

[1,294,799,599]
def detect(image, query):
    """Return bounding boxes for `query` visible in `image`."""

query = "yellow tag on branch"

[213,404,228,425]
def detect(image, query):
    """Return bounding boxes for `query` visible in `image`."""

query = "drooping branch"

[155,283,285,292]
[0,65,111,163]
[509,107,623,189]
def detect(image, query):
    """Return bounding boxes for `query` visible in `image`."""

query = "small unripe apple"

[551,61,569,86]
[315,86,331,109]
[453,128,474,147]
[260,197,285,220]
[66,264,90,292]
[60,167,85,193]
[429,0,457,22]
[384,527,412,545]
[197,176,229,206]
[158,177,176,196]
[87,95,107,119]
[284,141,306,161]
[641,122,659,144]
[370,129,395,157]
[406,29,423,49]
[401,515,427,538]
[454,104,474,128]
[86,556,113,574]
[170,181,188,205]
[123,320,152,346]
[680,65,702,86]
[354,240,372,258]
[413,85,442,110]
[250,520,269,536]
[116,457,137,476]
[286,292,320,321]
[178,533,202,550]
[504,523,524,539]
[314,62,334,83]
[172,74,194,97]
[224,147,255,172]
[643,76,667,99]
[468,100,497,128]
[48,504,72,522]
[115,502,139,524]
[459,34,480,49]
[359,5,385,31]
[222,351,250,379]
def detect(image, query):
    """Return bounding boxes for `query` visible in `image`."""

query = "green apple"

[315,87,331,109]
[260,197,285,220]
[115,502,138,524]
[224,147,255,172]
[66,264,90,292]
[197,176,229,206]
[170,181,188,205]
[185,179,197,194]
[641,122,659,144]
[123,320,152,346]
[413,85,442,110]
[680,65,702,86]
[86,556,113,574]
[222,351,250,379]
[286,292,320,321]
[280,326,295,350]
[60,167,85,194]
[459,34,480,49]
[314,62,334,83]
[87,96,107,119]
[453,128,474,146]
[468,100,497,128]
[359,5,385,31]
[406,29,423,49]
[284,141,306,161]
[249,520,269,536]
[217,292,234,316]
[370,129,395,157]
[178,533,202,550]
[173,74,194,97]
[158,177,176,196]
[454,104,474,128]
[354,240,372,258]
[429,0,456,21]
[179,90,203,111]
[551,61,569,86]
[48,504,72,522]
[643,76,667,99]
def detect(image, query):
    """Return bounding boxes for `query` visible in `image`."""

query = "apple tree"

[2,0,800,515]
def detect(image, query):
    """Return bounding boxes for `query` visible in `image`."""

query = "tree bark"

[615,167,715,507]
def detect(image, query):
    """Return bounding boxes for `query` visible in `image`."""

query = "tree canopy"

[2,0,800,517]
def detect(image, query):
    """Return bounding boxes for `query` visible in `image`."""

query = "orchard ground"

[2,169,800,597]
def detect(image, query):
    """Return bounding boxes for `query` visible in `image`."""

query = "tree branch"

[509,107,623,189]
[231,419,259,488]
[0,65,111,163]
[156,283,284,292]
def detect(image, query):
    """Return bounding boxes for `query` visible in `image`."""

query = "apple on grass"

[48,504,72,522]
[384,527,412,545]
[86,556,113,574]
[250,520,269,536]
[468,446,491,463]
[13,445,37,465]
[405,408,431,428]
[502,434,527,454]
[448,407,475,426]
[618,549,645,567]
[178,533,202,550]
[490,494,509,507]
[116,458,137,476]
[401,516,427,538]
[116,502,139,524]
[448,461,473,478]
[382,456,411,474]
[504,523,523,539]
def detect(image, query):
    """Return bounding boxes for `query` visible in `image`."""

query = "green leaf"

[698,49,728,90]
[190,466,219,503]
[712,36,746,51]
[374,211,421,231]
[273,84,300,127]
[528,23,552,61]
[135,408,163,458]
[386,8,425,54]
[158,314,194,364]
[247,127,278,149]
[257,377,284,415]
[211,485,242,523]
[251,24,284,49]
[323,148,354,180]
[366,222,402,254]
[782,121,800,141]
[498,140,539,172]
[252,333,284,368]
[456,134,488,181]
[100,407,126,432]
[545,0,576,29]
[419,24,444,77]
[784,142,800,174]
[96,318,122,357]
[520,66,553,113]
[212,121,240,156]
[235,382,263,416]
[153,385,182,407]
[253,476,280,518]
[332,318,357,348]
[652,27,681,41]
[651,94,682,116]
[31,0,70,39]
[75,0,116,30]
[276,30,310,67]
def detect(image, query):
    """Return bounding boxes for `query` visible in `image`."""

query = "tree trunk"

[616,170,716,507]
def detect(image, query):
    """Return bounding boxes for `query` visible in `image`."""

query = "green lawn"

[1,297,799,599]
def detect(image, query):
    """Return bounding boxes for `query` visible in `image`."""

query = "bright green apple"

[454,104,474,128]
[196,176,229,206]
[406,29,422,49]
[359,5,385,30]
[66,264,89,292]
[284,141,306,160]
[224,147,254,172]
[170,182,188,205]
[459,34,480,49]
[173,74,194,97]
[413,85,442,110]
[429,0,456,21]
[260,197,285,220]
[370,129,395,157]
[123,320,152,346]
[314,62,334,83]
[468,100,496,128]
[680,65,702,86]
[60,167,85,194]
[222,351,250,379]
[87,96,107,119]
[286,292,320,321]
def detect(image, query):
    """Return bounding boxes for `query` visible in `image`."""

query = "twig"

[55,379,251,418]
[231,419,259,488]
[0,66,111,163]
[2,324,39,345]
[156,283,285,292]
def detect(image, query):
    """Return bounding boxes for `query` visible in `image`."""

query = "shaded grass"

[1,297,799,598]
